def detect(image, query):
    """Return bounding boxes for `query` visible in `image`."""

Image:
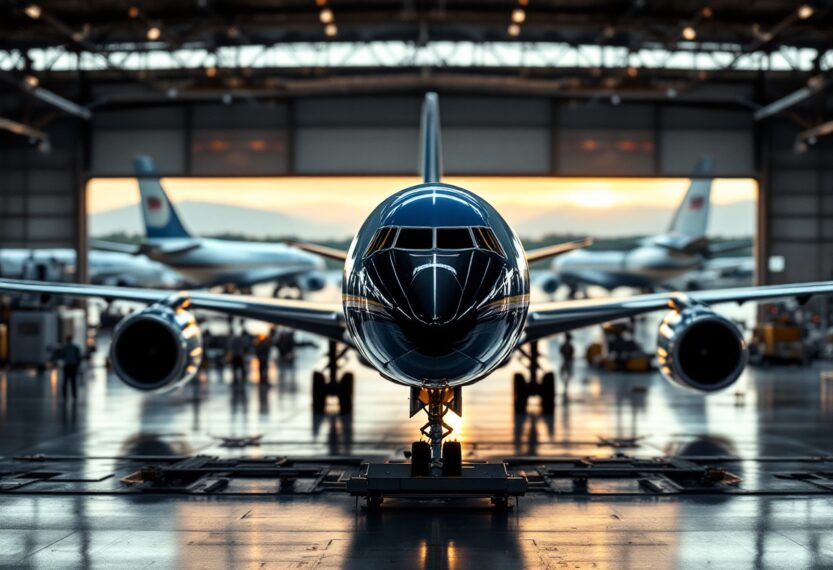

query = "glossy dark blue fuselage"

[343,183,529,388]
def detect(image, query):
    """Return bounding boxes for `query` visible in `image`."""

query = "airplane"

[2,92,833,475]
[541,158,749,298]
[92,156,328,294]
[0,248,184,288]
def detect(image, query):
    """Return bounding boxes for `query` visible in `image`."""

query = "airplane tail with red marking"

[133,155,192,240]
[667,157,714,238]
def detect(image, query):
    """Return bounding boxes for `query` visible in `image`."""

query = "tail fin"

[420,92,443,183]
[667,157,714,238]
[133,155,192,239]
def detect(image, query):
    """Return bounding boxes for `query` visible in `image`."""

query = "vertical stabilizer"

[420,92,443,183]
[133,156,192,239]
[667,157,714,238]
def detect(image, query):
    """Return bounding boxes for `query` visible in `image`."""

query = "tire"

[513,373,528,414]
[312,371,327,412]
[338,372,354,413]
[410,441,431,477]
[541,371,556,415]
[442,441,462,477]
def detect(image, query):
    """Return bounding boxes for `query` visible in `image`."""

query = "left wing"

[0,279,348,344]
[285,240,348,262]
[523,280,833,344]
[526,238,593,264]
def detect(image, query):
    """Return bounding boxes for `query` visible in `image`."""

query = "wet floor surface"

[3,303,833,567]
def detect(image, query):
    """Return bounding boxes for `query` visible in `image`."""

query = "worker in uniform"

[559,332,575,384]
[254,329,274,386]
[59,335,82,401]
[229,328,252,386]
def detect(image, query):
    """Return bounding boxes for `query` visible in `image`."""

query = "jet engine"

[656,304,747,393]
[110,303,203,391]
[299,271,327,292]
[539,275,560,295]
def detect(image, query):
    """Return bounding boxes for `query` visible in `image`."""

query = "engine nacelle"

[539,274,560,295]
[656,305,747,393]
[300,271,327,292]
[110,305,203,391]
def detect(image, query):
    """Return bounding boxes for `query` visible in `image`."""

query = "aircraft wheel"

[541,371,556,415]
[312,371,327,412]
[411,441,431,477]
[338,372,354,413]
[442,441,462,477]
[513,373,528,413]
[366,496,384,510]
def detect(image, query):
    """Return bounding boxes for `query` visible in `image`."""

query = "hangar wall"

[88,96,754,178]
[0,94,84,250]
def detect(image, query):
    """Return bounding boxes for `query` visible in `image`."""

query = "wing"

[526,238,593,264]
[0,279,348,344]
[523,280,833,344]
[89,239,140,255]
[285,240,348,262]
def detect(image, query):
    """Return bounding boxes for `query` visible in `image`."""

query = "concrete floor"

[2,292,833,568]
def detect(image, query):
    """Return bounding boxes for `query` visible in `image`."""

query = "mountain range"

[90,199,755,240]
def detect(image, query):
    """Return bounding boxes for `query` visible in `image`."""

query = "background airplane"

[541,158,750,297]
[0,248,184,288]
[92,156,328,294]
[2,93,831,472]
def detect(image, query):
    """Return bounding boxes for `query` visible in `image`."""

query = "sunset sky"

[87,176,757,238]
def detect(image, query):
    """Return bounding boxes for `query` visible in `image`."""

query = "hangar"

[1,1,833,567]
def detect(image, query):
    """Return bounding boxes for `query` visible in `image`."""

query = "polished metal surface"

[2,291,833,567]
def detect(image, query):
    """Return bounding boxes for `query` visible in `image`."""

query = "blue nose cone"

[408,264,461,324]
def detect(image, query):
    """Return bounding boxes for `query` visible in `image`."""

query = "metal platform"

[346,462,527,506]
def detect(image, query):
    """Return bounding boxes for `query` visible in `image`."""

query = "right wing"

[285,240,348,262]
[90,239,202,257]
[0,279,348,344]
[523,280,833,344]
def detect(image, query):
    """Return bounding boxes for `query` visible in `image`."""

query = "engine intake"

[110,305,202,391]
[656,305,747,393]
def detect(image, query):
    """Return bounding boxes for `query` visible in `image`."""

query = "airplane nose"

[408,265,461,324]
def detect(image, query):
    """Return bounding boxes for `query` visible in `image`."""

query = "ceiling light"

[507,23,521,37]
[626,66,638,78]
[682,26,697,40]
[511,8,526,24]
[518,0,529,5]
[701,6,713,18]
[227,25,240,39]
[146,26,161,41]
[315,0,327,6]
[206,66,218,78]
[798,5,814,19]
[324,23,338,37]
[127,6,139,18]
[24,74,39,88]
[24,4,41,19]
[319,9,333,23]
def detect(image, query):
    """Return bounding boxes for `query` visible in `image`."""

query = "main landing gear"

[311,340,353,413]
[513,341,556,415]
[408,386,463,476]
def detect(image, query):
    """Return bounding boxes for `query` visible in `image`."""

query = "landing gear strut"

[409,386,463,475]
[311,340,353,413]
[514,341,556,414]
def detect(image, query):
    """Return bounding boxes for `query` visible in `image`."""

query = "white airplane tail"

[667,157,714,238]
[420,92,442,183]
[133,156,192,240]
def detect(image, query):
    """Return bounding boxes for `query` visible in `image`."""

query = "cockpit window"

[436,228,474,249]
[473,227,504,256]
[364,227,397,256]
[395,228,434,250]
